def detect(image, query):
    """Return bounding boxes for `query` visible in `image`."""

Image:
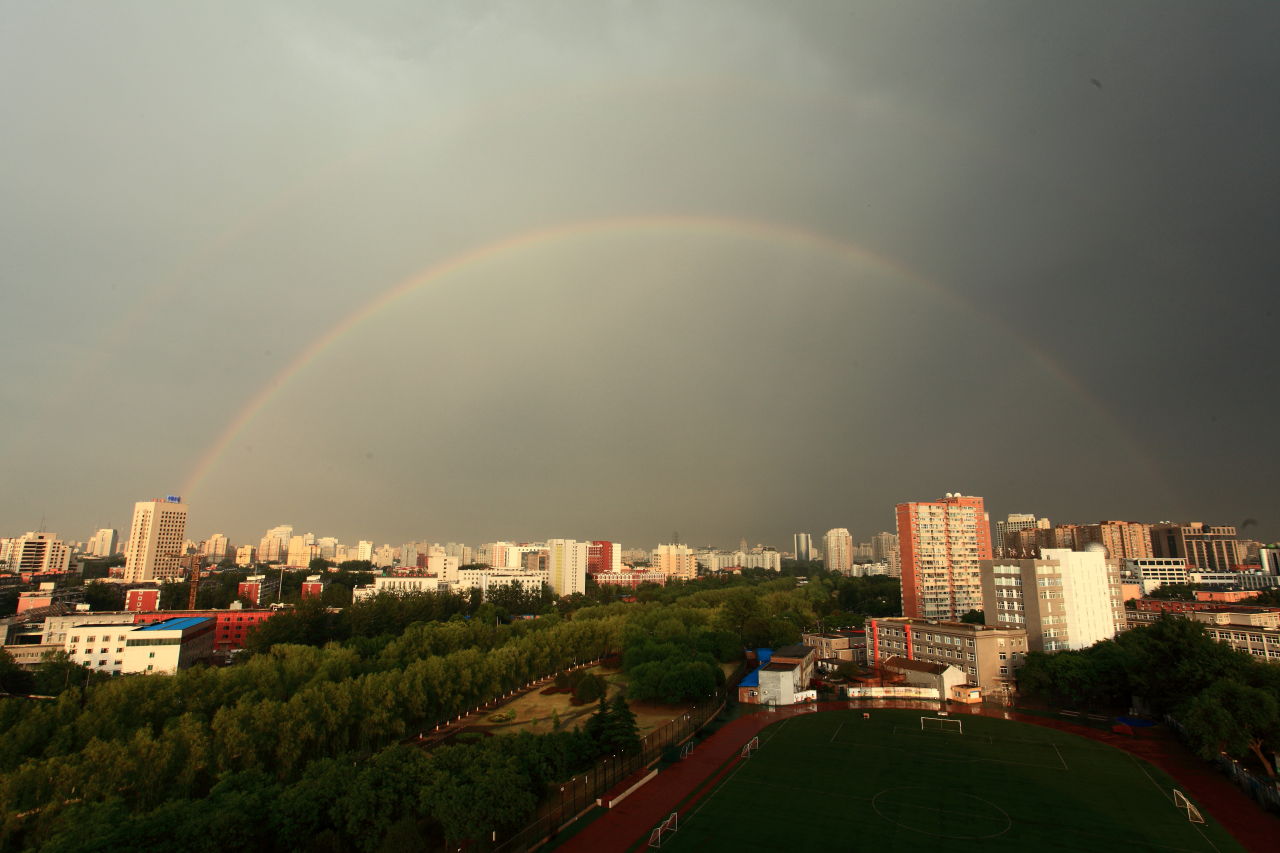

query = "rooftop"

[763,661,799,672]
[773,643,815,659]
[883,656,953,676]
[138,616,213,632]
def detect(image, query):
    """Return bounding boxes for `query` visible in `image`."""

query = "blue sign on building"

[165,495,182,503]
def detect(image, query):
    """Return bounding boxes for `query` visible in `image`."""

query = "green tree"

[1180,679,1280,776]
[600,694,640,754]
[0,648,34,694]
[960,609,985,625]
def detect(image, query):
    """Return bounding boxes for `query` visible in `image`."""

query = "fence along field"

[661,710,1242,853]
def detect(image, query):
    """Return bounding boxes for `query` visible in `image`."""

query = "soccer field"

[657,709,1242,852]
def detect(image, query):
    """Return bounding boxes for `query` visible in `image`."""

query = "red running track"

[554,700,1278,853]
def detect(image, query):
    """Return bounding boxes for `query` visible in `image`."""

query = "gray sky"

[3,1,1277,550]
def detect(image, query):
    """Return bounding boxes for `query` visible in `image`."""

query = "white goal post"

[921,716,963,734]
[741,736,760,758]
[1172,790,1205,824]
[648,812,679,847]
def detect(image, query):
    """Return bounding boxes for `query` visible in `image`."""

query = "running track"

[555,701,1278,852]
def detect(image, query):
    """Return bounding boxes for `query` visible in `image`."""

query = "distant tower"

[793,533,813,562]
[823,528,854,572]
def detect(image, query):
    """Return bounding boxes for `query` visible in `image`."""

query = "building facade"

[869,616,1027,695]
[123,498,188,583]
[1151,523,1244,572]
[896,493,992,620]
[980,548,1122,652]
[823,528,854,573]
[546,539,588,596]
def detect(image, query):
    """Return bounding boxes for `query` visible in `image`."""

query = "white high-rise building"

[356,541,374,562]
[981,548,1121,651]
[200,533,230,562]
[317,537,340,560]
[546,539,588,596]
[652,544,697,581]
[824,528,854,572]
[88,528,119,557]
[235,545,256,567]
[258,525,293,563]
[123,497,188,583]
[793,533,813,562]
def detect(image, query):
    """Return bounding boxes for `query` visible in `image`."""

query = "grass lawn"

[659,709,1242,852]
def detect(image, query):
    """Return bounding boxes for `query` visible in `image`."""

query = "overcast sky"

[3,1,1277,550]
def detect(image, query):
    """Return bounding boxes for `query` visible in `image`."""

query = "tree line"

[1018,615,1280,776]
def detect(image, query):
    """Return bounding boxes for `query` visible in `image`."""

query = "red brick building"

[132,608,276,651]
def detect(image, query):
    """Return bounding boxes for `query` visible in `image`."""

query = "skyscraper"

[793,533,813,562]
[823,528,854,572]
[981,548,1121,652]
[258,525,293,563]
[1077,521,1154,559]
[7,531,71,573]
[123,497,188,583]
[896,492,992,620]
[587,541,622,574]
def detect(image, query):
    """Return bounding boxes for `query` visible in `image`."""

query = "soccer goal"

[741,736,760,758]
[921,715,963,734]
[648,812,679,847]
[1172,790,1205,824]
[680,741,694,759]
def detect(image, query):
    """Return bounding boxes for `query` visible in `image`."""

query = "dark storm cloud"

[1,2,1276,548]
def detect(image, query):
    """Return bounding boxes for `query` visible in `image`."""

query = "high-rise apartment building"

[652,544,697,581]
[1076,521,1153,559]
[87,528,119,557]
[200,533,230,562]
[257,525,293,564]
[1151,523,1244,572]
[824,528,854,572]
[992,514,1047,554]
[546,539,588,596]
[981,548,1121,652]
[1037,524,1083,551]
[123,497,188,583]
[896,493,992,621]
[871,531,898,563]
[793,533,813,562]
[235,545,256,567]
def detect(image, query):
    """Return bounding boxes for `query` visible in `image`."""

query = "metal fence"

[1163,715,1280,814]
[486,661,748,852]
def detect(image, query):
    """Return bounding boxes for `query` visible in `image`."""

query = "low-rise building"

[869,617,1028,695]
[591,570,668,588]
[1125,609,1280,663]
[121,617,215,674]
[801,630,868,666]
[881,656,968,698]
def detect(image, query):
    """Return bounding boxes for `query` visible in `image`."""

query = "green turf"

[657,710,1243,852]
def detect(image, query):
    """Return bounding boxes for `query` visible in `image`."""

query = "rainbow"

[181,214,1152,497]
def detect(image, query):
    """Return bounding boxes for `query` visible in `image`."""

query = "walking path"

[556,700,1278,852]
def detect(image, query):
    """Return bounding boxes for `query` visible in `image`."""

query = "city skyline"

[4,3,1277,548]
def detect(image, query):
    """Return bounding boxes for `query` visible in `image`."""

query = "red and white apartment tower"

[896,493,992,621]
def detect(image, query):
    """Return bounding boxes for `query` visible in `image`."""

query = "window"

[998,652,1007,660]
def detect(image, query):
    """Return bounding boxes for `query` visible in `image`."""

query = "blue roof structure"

[739,668,760,688]
[756,648,772,664]
[139,616,212,632]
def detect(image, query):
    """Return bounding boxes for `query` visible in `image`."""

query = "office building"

[824,528,854,572]
[793,533,813,562]
[123,498,188,584]
[1151,523,1244,572]
[869,616,1027,695]
[6,532,71,574]
[896,493,992,621]
[981,548,1122,652]
[1121,557,1189,595]
[587,541,622,575]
